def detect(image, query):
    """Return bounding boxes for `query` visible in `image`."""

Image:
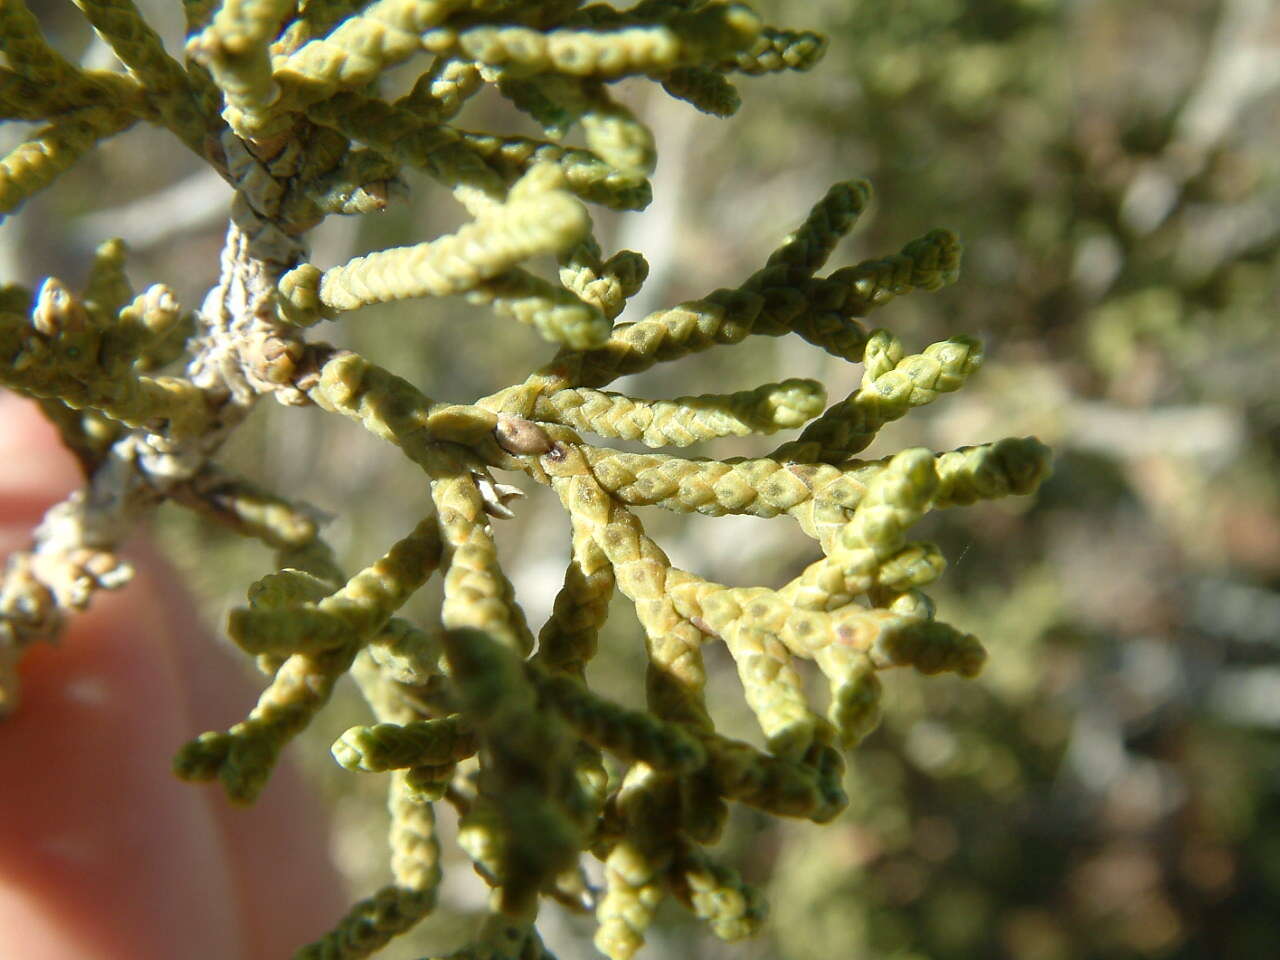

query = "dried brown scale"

[494,414,554,455]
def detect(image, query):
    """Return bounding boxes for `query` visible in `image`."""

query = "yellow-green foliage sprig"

[0,3,1053,958]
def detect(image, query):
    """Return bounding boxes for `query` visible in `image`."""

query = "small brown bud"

[494,414,552,456]
[245,332,303,385]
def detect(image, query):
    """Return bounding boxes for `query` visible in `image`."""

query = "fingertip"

[0,393,346,958]
[0,393,84,546]
[0,576,248,959]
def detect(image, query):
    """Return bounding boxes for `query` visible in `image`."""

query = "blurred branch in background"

[75,168,230,252]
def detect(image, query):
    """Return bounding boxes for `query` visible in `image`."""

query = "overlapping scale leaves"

[0,2,1050,959]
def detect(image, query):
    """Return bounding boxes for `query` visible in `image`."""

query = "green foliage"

[0,2,1056,958]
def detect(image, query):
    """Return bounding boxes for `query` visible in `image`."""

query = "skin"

[0,392,347,960]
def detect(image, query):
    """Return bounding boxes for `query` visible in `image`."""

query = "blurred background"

[4,1,1280,957]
